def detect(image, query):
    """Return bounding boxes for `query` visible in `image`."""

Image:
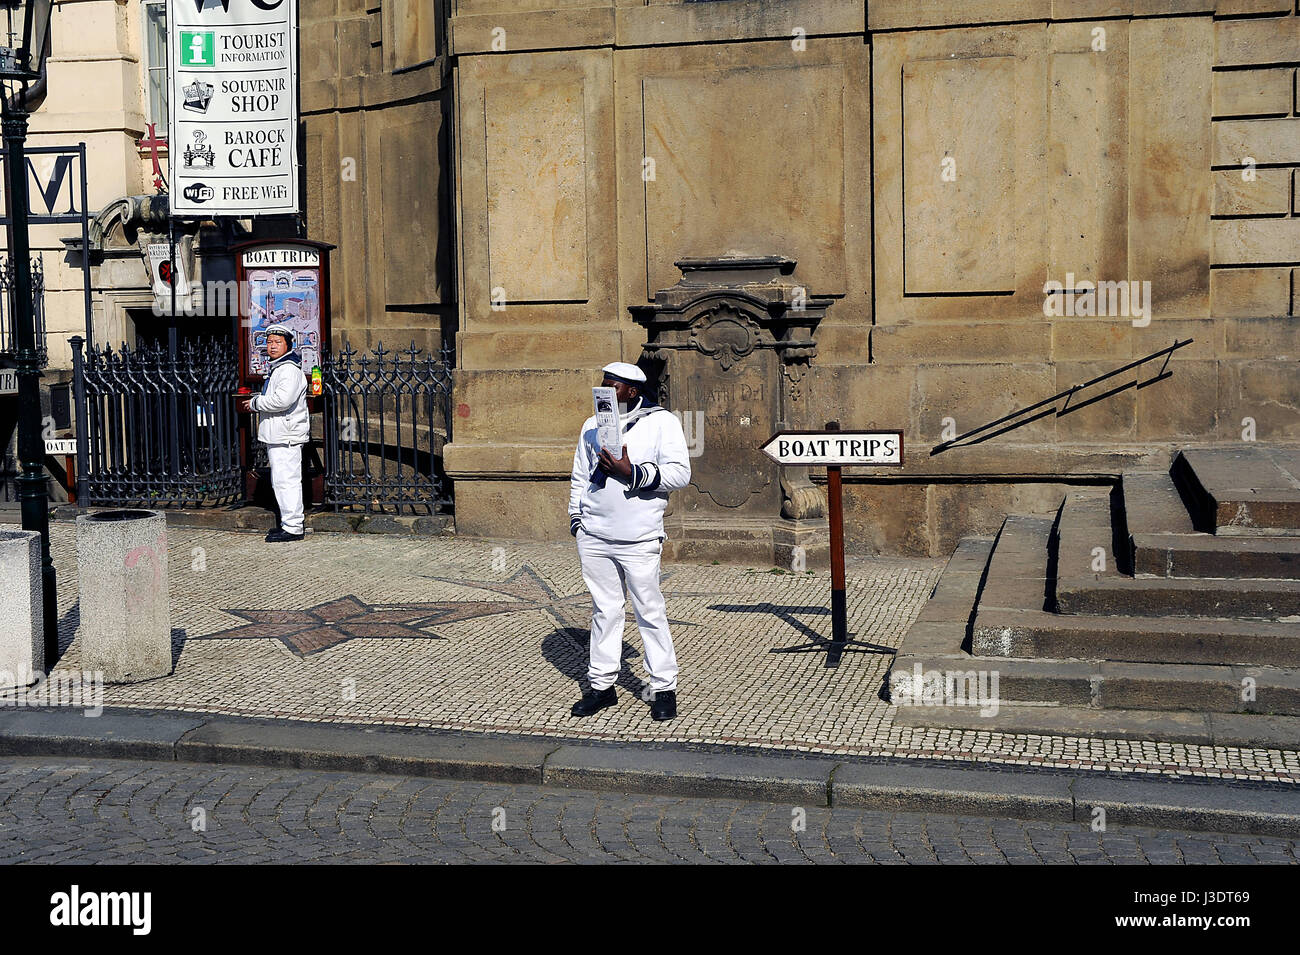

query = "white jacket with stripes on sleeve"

[568,400,691,543]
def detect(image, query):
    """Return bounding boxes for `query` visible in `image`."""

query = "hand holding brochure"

[592,386,622,459]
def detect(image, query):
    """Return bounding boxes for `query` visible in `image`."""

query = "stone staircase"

[887,445,1300,749]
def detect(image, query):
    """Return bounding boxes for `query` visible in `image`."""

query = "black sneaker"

[266,529,304,543]
[570,686,616,718]
[649,690,677,722]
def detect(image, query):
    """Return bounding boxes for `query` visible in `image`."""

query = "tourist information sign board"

[168,0,300,216]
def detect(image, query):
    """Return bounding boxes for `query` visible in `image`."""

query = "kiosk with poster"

[233,239,334,506]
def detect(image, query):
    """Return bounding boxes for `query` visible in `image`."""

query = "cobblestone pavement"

[1,757,1295,864]
[11,524,1300,784]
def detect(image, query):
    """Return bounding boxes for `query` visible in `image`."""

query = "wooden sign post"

[761,422,904,665]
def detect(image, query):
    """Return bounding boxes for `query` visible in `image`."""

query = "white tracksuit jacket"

[250,351,310,446]
[569,400,691,543]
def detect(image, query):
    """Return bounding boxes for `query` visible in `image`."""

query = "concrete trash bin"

[0,529,43,691]
[75,509,172,683]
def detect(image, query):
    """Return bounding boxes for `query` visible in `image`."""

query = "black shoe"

[570,686,616,718]
[266,529,304,543]
[649,690,677,722]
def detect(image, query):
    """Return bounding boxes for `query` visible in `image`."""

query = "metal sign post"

[762,423,904,666]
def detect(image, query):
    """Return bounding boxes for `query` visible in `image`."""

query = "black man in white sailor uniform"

[567,362,692,722]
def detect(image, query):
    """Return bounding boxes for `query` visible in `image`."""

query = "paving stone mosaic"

[6,525,1299,785]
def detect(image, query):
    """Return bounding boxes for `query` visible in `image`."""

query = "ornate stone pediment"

[631,255,832,526]
[631,255,831,409]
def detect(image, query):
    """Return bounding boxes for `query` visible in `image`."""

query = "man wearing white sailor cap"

[236,323,310,543]
[568,361,692,721]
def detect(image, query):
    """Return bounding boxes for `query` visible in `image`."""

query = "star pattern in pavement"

[204,566,695,656]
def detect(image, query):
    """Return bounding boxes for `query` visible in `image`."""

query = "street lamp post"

[2,0,57,669]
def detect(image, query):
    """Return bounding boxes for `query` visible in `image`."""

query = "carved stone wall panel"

[615,36,871,348]
[634,257,831,523]
[640,65,847,301]
[874,24,1048,323]
[485,80,589,302]
[902,55,1017,293]
[1129,16,1211,319]
[676,350,781,513]
[386,0,443,72]
[457,49,617,332]
[382,105,447,307]
[300,0,451,353]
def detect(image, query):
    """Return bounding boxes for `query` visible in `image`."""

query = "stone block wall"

[349,0,1300,556]
[299,0,455,356]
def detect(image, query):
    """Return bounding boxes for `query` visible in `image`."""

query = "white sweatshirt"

[569,400,691,543]
[250,351,310,446]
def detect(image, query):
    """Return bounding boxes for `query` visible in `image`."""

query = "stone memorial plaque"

[676,351,778,513]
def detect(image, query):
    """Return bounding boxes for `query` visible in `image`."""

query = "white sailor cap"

[601,361,646,387]
[264,323,294,342]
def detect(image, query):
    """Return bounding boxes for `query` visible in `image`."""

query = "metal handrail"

[930,338,1193,455]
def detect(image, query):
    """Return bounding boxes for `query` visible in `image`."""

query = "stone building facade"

[421,0,1299,557]
[13,0,1300,557]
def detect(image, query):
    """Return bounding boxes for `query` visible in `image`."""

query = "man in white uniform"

[568,362,691,721]
[236,323,310,543]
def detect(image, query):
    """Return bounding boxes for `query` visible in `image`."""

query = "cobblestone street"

[1,757,1294,864]
[10,524,1297,785]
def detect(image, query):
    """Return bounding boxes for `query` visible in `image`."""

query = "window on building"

[143,0,168,124]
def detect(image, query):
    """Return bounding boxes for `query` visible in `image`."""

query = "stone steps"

[891,647,1300,716]
[1175,446,1300,536]
[891,535,1300,715]
[1132,531,1300,579]
[1121,466,1300,577]
[971,607,1300,667]
[1051,489,1121,586]
[977,515,1052,612]
[1121,470,1197,538]
[886,444,1300,747]
[1055,574,1300,619]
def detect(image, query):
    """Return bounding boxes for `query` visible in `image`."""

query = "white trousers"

[577,530,677,693]
[266,443,304,534]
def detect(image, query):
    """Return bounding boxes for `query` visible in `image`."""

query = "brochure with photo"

[593,386,622,459]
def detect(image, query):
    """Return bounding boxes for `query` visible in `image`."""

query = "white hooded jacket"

[250,350,310,446]
[569,399,691,543]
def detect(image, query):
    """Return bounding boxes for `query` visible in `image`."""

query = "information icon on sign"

[179,31,215,68]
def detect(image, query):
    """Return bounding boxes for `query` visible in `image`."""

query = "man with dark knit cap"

[568,362,691,721]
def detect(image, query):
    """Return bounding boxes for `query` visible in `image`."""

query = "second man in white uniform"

[237,323,310,543]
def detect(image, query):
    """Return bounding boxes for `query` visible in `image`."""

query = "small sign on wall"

[146,241,191,298]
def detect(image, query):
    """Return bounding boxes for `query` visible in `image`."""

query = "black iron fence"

[68,338,454,513]
[0,255,46,365]
[71,337,242,507]
[321,341,454,514]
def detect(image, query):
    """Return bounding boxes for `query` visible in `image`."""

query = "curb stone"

[0,706,1297,838]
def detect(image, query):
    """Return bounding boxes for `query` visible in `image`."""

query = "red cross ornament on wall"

[137,123,168,192]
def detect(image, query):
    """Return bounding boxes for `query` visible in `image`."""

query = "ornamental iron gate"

[321,341,453,515]
[71,337,242,507]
